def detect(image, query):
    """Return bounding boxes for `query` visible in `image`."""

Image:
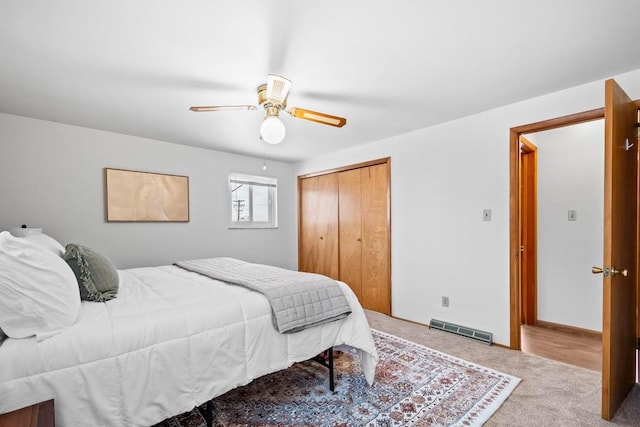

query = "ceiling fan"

[189,74,347,144]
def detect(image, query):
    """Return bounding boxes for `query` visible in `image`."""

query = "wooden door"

[299,176,319,274]
[338,168,363,298]
[600,79,638,420]
[519,137,538,326]
[361,163,391,314]
[299,174,339,279]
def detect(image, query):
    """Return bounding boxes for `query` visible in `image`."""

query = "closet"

[298,158,390,314]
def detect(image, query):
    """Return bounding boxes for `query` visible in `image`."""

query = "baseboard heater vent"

[429,319,493,345]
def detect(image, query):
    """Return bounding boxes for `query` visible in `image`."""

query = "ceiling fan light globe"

[260,116,286,144]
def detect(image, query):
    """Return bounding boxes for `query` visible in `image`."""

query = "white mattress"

[0,264,378,427]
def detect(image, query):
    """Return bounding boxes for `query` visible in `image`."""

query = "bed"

[0,232,378,427]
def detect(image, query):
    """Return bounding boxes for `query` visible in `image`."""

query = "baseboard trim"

[535,320,602,339]
[389,314,429,328]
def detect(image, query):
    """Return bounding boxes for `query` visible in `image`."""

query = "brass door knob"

[592,266,628,277]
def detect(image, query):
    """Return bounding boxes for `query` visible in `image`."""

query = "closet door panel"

[338,168,363,299]
[299,176,319,273]
[361,163,390,314]
[317,173,340,279]
[299,174,339,279]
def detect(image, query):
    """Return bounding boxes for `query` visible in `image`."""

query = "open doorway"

[508,107,605,351]
[510,81,640,420]
[519,121,604,371]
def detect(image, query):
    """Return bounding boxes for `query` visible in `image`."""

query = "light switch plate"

[568,210,577,221]
[483,209,491,221]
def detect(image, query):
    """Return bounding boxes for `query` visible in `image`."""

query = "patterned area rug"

[157,330,520,427]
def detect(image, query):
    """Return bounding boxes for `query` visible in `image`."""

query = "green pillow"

[63,243,119,302]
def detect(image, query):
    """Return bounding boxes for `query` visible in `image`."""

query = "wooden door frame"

[510,102,640,350]
[519,136,538,326]
[509,108,605,349]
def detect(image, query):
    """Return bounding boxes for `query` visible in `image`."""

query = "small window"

[228,173,277,228]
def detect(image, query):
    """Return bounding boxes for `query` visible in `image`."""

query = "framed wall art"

[104,168,189,222]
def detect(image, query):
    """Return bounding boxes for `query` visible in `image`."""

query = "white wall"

[0,113,297,270]
[529,121,604,332]
[294,68,640,345]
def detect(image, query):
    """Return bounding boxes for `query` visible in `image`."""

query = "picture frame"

[104,168,189,222]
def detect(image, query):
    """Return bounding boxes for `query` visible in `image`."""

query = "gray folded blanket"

[174,257,351,333]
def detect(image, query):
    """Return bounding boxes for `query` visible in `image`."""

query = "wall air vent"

[429,319,493,345]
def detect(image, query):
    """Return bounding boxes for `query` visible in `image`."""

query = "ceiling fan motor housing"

[257,84,287,111]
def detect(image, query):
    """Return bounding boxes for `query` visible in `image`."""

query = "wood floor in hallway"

[521,324,602,371]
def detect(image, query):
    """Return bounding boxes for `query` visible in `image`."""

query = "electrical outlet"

[442,296,449,307]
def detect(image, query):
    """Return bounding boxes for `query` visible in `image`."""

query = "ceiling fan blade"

[266,74,291,103]
[189,105,257,112]
[288,107,347,128]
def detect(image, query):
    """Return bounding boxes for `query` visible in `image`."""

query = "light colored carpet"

[365,310,640,426]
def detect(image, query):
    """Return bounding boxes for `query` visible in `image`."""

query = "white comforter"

[0,265,378,427]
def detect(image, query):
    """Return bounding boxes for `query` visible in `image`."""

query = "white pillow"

[24,232,65,257]
[0,231,81,339]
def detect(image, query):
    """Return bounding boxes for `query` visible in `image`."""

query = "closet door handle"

[319,236,323,240]
[357,238,361,242]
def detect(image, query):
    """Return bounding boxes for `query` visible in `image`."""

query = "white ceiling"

[1,1,639,163]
